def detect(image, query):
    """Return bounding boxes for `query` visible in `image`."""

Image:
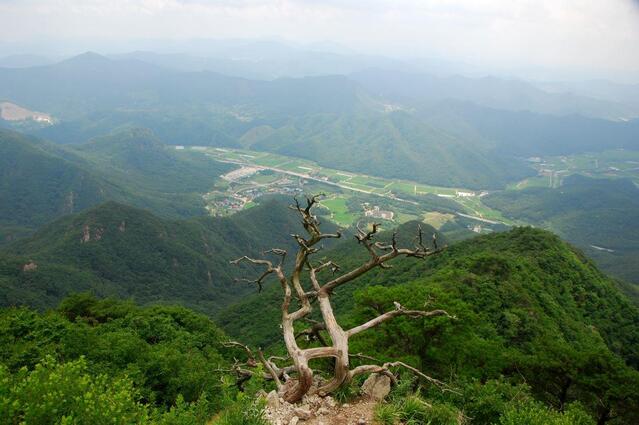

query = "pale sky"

[1,0,638,74]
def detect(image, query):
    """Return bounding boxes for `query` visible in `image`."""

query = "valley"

[181,146,516,234]
[1,31,639,424]
[512,149,639,189]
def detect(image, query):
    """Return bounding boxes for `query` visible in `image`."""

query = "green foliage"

[249,111,532,189]
[498,401,594,425]
[0,356,149,424]
[223,226,639,424]
[374,403,398,425]
[380,378,596,425]
[484,174,639,287]
[210,394,268,425]
[152,394,217,425]
[0,296,236,419]
[0,128,233,245]
[72,128,233,196]
[0,199,308,313]
[394,396,461,425]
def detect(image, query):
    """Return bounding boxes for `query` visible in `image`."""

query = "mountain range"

[2,53,639,191]
[0,128,232,243]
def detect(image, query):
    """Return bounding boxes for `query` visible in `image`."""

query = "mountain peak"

[58,51,111,67]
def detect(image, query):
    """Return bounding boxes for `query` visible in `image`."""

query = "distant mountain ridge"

[2,53,639,192]
[351,68,639,120]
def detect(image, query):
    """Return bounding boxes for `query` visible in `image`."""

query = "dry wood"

[230,194,450,402]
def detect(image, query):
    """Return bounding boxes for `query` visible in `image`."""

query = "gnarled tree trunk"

[230,195,451,403]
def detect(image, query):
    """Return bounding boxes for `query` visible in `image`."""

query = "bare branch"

[223,341,257,367]
[258,349,282,389]
[295,318,328,346]
[229,195,450,403]
[229,255,274,268]
[347,306,452,337]
[349,361,451,391]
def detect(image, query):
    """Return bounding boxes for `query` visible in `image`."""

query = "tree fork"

[230,194,450,403]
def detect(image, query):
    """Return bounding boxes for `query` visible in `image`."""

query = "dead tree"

[230,195,451,403]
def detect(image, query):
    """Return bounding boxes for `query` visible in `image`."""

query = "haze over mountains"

[2,34,639,424]
[2,51,638,191]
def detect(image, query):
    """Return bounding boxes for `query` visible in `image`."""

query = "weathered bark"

[230,194,450,402]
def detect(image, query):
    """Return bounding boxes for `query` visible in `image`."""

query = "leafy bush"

[499,400,595,425]
[396,396,461,425]
[0,296,243,424]
[0,356,148,424]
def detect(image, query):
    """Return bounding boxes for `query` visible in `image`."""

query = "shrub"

[0,356,149,424]
[499,400,595,425]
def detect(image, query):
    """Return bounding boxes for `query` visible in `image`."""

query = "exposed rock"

[22,261,38,272]
[324,396,336,408]
[293,407,311,420]
[81,224,91,243]
[267,390,281,410]
[264,382,377,424]
[361,373,391,401]
[316,407,329,416]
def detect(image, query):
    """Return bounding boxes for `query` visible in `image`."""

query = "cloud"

[0,0,637,74]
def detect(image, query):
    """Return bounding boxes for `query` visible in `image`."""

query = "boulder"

[266,390,280,410]
[317,407,330,416]
[293,407,312,420]
[361,373,392,401]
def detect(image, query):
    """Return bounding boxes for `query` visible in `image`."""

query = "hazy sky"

[1,0,638,74]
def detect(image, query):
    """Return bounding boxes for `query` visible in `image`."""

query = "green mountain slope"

[483,175,639,285]
[0,128,234,244]
[246,111,533,189]
[218,225,639,423]
[422,101,639,157]
[71,127,233,195]
[5,54,639,191]
[0,199,308,314]
[0,129,123,242]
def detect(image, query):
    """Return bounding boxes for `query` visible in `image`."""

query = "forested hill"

[0,198,310,313]
[219,226,639,422]
[0,128,233,244]
[483,175,639,286]
[0,128,119,242]
[244,111,533,189]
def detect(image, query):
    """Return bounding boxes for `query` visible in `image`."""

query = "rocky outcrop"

[360,373,391,401]
[264,393,373,425]
[22,261,38,272]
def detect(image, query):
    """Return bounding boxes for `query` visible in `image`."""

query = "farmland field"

[320,197,355,226]
[189,146,512,233]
